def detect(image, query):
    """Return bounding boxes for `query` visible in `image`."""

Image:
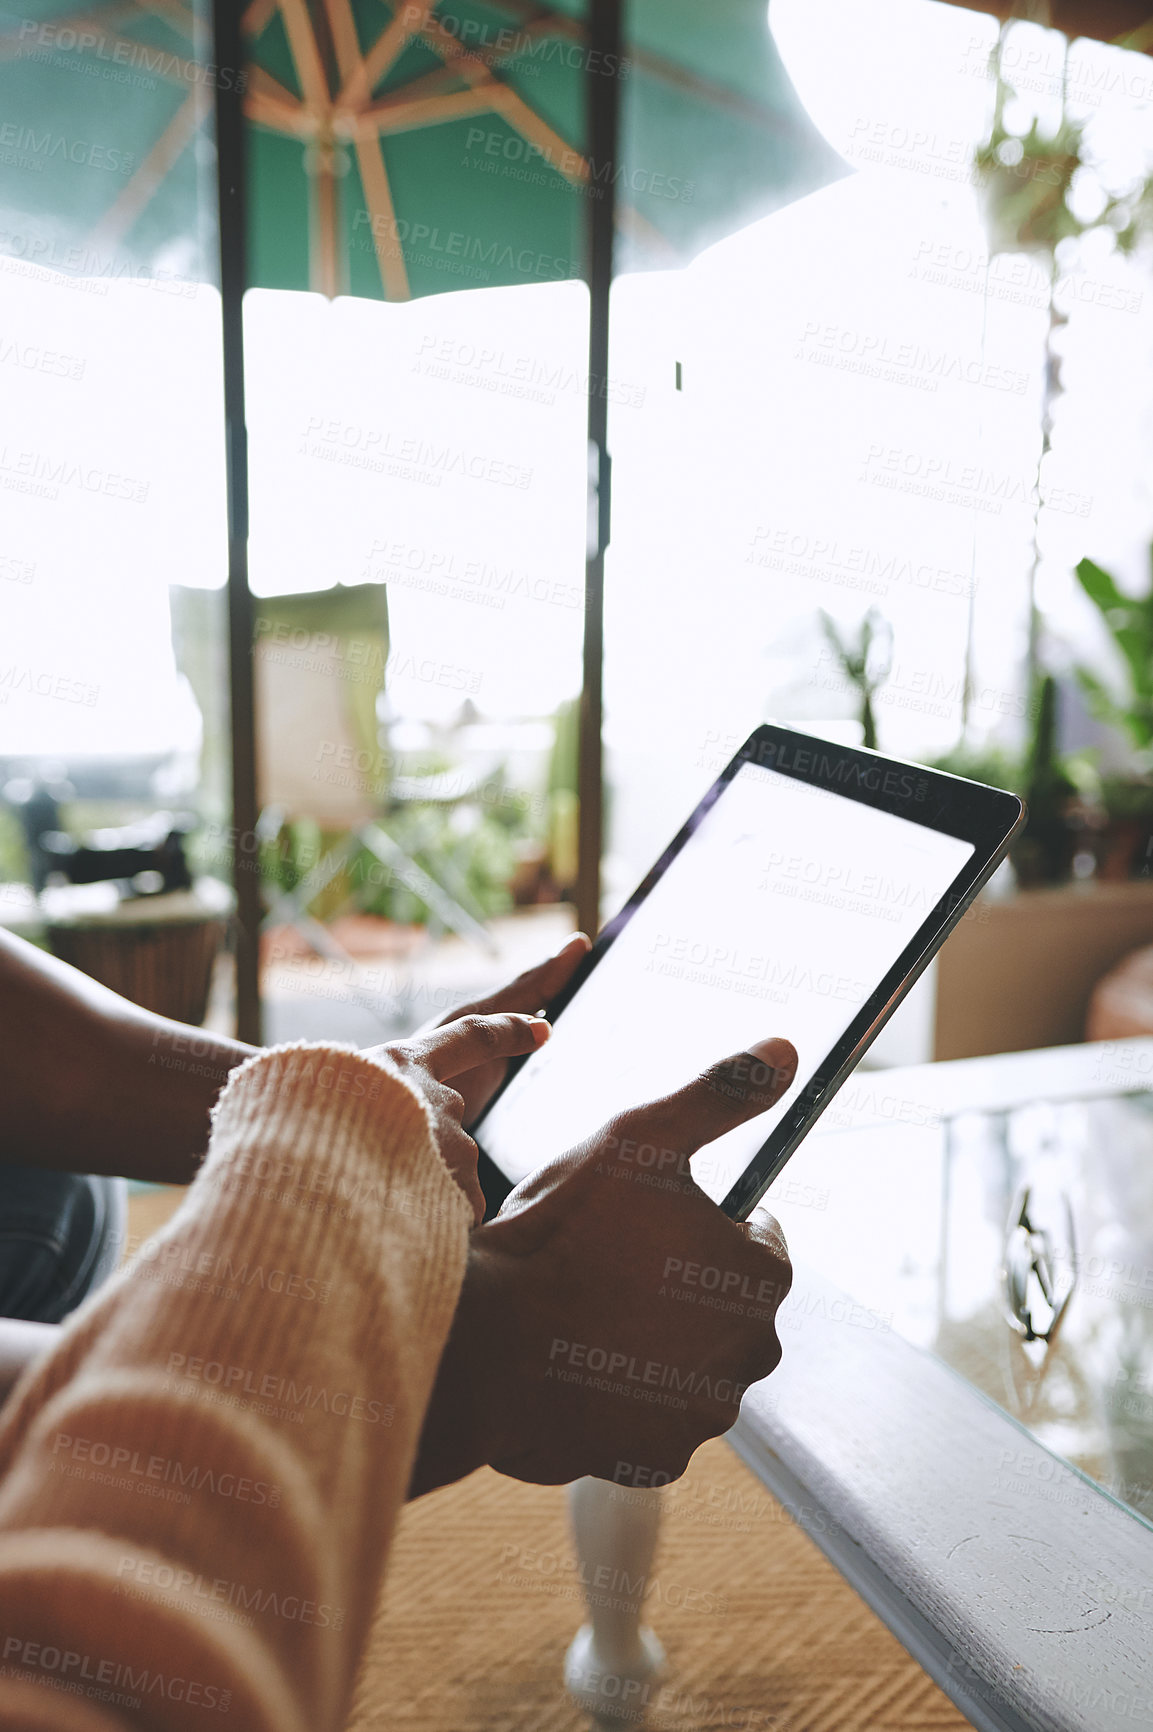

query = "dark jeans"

[0,1169,127,1324]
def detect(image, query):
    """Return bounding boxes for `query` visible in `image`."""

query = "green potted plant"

[1073,554,1153,878]
[932,685,1088,888]
[1013,675,1086,887]
[818,608,892,750]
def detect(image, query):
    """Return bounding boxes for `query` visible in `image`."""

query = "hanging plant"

[974,118,1084,260]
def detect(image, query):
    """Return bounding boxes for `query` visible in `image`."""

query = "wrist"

[135,1021,257,1182]
[409,1242,509,1496]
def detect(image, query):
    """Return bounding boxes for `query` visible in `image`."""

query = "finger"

[449,933,591,1020]
[433,1119,486,1226]
[742,1206,792,1306]
[744,1204,789,1264]
[412,1012,550,1082]
[625,1037,798,1157]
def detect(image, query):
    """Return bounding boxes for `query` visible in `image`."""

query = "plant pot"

[1009,814,1080,887]
[1097,817,1146,882]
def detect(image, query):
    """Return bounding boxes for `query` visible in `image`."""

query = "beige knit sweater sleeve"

[0,1043,471,1731]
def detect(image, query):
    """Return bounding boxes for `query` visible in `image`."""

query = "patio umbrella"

[0,1,842,294]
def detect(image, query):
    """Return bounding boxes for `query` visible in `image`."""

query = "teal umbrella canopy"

[616,0,848,270]
[0,0,844,298]
[0,0,220,283]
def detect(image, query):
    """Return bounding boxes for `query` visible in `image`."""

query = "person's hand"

[417,931,591,1124]
[362,1014,550,1223]
[412,1035,797,1491]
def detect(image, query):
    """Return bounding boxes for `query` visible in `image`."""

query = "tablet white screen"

[478,761,975,1205]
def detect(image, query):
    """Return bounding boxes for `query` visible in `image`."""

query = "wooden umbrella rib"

[323,0,362,81]
[246,87,314,136]
[320,0,411,296]
[417,14,498,87]
[417,15,587,179]
[314,169,341,297]
[424,3,564,75]
[86,86,205,248]
[273,0,340,296]
[0,0,138,46]
[500,8,575,42]
[242,0,279,37]
[616,199,683,260]
[353,133,411,300]
[485,82,587,180]
[365,62,471,104]
[339,0,439,111]
[0,6,180,71]
[0,24,158,67]
[622,44,815,137]
[353,85,496,137]
[248,61,305,108]
[476,2,583,49]
[277,0,329,111]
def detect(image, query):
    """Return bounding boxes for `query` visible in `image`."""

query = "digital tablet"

[474,726,1025,1220]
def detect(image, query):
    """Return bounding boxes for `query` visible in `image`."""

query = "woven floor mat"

[348,1437,971,1732]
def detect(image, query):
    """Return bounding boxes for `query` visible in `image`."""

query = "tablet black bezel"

[473,724,1025,1221]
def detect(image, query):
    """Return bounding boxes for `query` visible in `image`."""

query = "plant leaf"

[1113,624,1152,697]
[1076,557,1126,617]
[1075,664,1123,726]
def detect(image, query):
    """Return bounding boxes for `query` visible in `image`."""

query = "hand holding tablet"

[475,726,1023,1220]
[414,727,1021,1489]
[412,1033,798,1491]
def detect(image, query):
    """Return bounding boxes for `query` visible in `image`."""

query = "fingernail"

[748,1037,797,1075]
[554,931,590,956]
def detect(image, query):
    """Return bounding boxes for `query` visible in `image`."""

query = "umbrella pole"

[213,0,262,1046]
[576,0,623,940]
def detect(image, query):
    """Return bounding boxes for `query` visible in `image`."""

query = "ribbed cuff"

[192,1042,472,1339]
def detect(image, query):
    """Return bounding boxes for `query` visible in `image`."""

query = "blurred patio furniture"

[253,585,499,969]
[0,756,231,1025]
[40,878,233,1027]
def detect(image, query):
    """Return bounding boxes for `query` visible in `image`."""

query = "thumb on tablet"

[635,1037,798,1156]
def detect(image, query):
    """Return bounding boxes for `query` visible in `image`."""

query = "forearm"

[0,1044,471,1730]
[0,929,255,1183]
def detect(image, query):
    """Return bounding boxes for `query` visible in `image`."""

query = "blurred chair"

[253,584,499,963]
